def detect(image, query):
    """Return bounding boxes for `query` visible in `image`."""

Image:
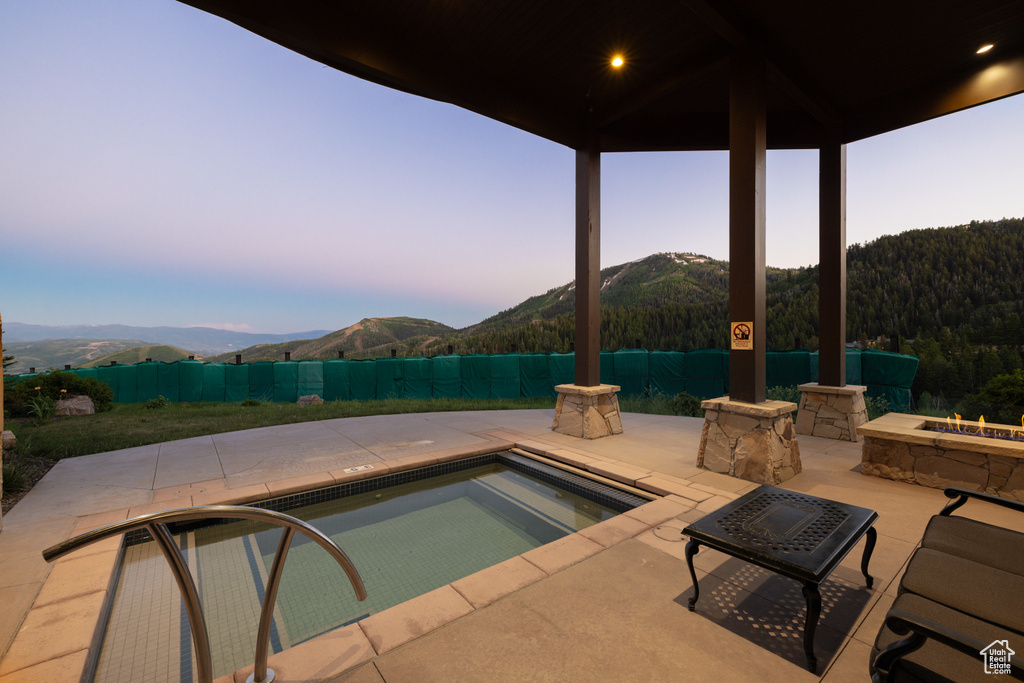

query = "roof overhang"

[177,0,1024,151]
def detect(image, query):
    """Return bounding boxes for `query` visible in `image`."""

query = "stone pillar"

[697,397,801,485]
[796,383,868,441]
[552,384,623,439]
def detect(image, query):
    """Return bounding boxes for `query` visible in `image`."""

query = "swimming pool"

[92,451,649,682]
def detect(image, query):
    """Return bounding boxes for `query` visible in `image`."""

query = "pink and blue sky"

[2,0,1023,334]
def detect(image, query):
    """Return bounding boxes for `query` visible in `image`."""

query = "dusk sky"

[3,0,1023,334]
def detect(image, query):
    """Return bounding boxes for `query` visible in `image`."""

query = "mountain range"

[6,218,1023,380]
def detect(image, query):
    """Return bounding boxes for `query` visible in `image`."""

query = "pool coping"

[0,429,742,682]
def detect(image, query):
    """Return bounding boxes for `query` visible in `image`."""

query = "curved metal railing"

[43,505,367,683]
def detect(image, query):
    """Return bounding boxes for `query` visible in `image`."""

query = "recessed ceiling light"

[977,44,994,54]
[611,55,624,68]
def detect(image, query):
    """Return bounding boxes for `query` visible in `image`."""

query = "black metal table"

[683,485,877,673]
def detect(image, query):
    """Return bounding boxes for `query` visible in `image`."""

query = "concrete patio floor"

[1,408,1022,682]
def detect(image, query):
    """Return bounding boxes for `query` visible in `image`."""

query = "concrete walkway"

[1,409,1021,682]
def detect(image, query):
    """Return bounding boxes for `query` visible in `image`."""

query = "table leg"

[685,540,700,611]
[801,581,821,674]
[861,526,877,589]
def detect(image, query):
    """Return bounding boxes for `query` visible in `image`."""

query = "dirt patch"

[2,450,57,515]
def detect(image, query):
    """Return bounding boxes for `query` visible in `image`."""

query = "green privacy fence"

[26,348,916,409]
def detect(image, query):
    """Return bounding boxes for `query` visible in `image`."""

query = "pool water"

[92,453,645,682]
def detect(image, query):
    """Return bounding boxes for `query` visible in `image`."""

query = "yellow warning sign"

[731,322,753,350]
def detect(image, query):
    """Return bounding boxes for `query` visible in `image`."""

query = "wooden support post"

[574,136,601,387]
[728,48,767,404]
[818,139,847,387]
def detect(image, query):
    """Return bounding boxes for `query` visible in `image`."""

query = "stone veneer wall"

[551,384,624,440]
[796,383,868,442]
[697,398,801,485]
[860,413,1024,501]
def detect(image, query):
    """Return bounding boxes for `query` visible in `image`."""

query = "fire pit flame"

[934,412,1024,442]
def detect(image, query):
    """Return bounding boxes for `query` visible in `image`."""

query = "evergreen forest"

[423,218,1024,409]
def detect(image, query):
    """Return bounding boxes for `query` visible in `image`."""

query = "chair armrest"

[940,487,1024,517]
[871,607,1024,682]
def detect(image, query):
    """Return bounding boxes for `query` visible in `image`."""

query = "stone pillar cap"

[553,384,621,396]
[797,382,867,395]
[700,396,797,419]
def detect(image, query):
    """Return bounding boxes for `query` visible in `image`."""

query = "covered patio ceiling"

[178,0,1024,151]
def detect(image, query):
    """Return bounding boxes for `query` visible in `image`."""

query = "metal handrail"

[43,505,367,683]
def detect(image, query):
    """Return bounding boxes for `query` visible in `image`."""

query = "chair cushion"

[872,593,1023,682]
[899,547,1024,635]
[922,515,1024,577]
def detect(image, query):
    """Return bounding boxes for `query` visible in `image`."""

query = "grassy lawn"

[6,396,559,461]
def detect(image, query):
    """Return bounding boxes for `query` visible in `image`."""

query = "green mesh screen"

[600,351,615,386]
[135,362,160,402]
[846,349,862,385]
[202,363,226,403]
[460,355,491,399]
[248,362,275,402]
[348,360,377,400]
[519,354,553,398]
[72,367,98,382]
[861,350,919,410]
[323,360,351,401]
[117,365,139,404]
[649,351,687,396]
[297,361,324,399]
[766,350,813,388]
[178,360,204,402]
[375,357,405,399]
[684,349,727,399]
[809,350,865,386]
[157,362,180,402]
[404,357,433,400]
[490,354,521,399]
[224,363,250,402]
[549,353,574,389]
[96,365,120,403]
[431,355,461,399]
[611,349,649,397]
[273,361,299,403]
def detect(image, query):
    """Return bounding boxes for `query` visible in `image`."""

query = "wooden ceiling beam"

[680,0,839,130]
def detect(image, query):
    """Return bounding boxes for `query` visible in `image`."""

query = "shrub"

[955,369,1024,424]
[918,390,933,412]
[865,395,891,420]
[28,395,57,421]
[668,392,703,417]
[144,395,168,410]
[241,398,261,407]
[2,461,30,495]
[1,462,31,493]
[765,385,802,405]
[4,371,114,417]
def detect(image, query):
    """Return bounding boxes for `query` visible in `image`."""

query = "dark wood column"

[574,137,601,386]
[818,138,847,386]
[728,49,767,403]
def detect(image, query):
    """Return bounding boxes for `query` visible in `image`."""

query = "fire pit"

[859,413,1024,499]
